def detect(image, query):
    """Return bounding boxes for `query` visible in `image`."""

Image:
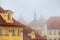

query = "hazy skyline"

[0,0,60,23]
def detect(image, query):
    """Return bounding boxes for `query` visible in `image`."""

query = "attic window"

[8,13,10,20]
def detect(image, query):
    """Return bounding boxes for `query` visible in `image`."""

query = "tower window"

[5,29,8,36]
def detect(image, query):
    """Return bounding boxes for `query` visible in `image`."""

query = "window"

[54,38,56,40]
[49,31,52,35]
[0,29,2,36]
[54,31,56,35]
[18,30,21,36]
[58,31,60,35]
[5,29,8,36]
[49,39,52,40]
[8,13,10,20]
[12,30,16,36]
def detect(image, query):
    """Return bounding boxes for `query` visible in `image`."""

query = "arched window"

[5,29,8,36]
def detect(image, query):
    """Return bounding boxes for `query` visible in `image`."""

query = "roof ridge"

[0,6,4,11]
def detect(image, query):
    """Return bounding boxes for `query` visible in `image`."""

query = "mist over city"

[0,0,60,23]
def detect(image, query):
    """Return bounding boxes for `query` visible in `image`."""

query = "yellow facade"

[0,26,23,40]
[47,30,60,40]
[0,10,24,40]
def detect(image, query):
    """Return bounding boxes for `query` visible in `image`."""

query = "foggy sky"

[0,0,60,23]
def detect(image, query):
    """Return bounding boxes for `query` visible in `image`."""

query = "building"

[0,6,25,40]
[47,17,60,40]
[23,27,46,40]
[29,12,47,36]
[0,6,46,40]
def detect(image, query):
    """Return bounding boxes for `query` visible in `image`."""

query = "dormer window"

[8,13,10,20]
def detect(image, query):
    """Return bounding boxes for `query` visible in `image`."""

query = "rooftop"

[47,17,60,30]
[0,7,25,27]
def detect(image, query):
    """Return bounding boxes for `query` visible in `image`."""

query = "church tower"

[34,12,37,20]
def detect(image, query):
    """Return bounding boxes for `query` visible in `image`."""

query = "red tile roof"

[23,27,46,40]
[47,17,60,29]
[0,7,25,27]
[0,15,25,27]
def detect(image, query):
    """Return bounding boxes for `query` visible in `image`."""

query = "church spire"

[34,12,37,20]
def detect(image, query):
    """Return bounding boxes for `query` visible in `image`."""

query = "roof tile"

[47,17,60,29]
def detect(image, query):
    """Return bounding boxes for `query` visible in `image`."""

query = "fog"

[0,0,60,23]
